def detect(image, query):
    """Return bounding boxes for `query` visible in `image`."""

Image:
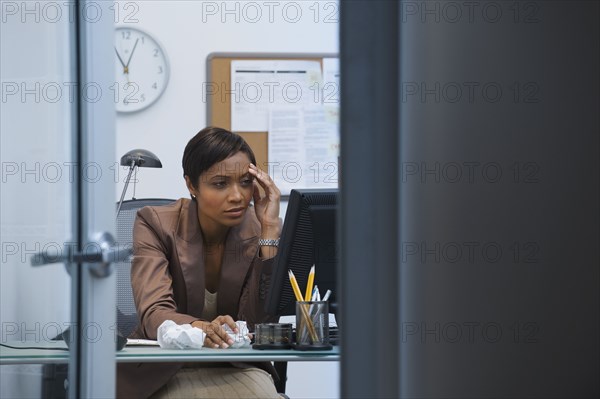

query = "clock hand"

[115,47,126,69]
[114,47,131,83]
[115,47,131,84]
[125,38,139,70]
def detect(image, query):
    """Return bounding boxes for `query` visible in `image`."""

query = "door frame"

[69,1,117,397]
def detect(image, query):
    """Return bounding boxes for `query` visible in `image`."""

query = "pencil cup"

[294,301,333,351]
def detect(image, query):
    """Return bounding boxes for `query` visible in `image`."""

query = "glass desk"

[0,341,340,365]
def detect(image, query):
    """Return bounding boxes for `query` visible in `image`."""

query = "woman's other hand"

[192,315,238,349]
[248,163,281,236]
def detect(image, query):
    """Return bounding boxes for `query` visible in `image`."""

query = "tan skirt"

[148,367,281,399]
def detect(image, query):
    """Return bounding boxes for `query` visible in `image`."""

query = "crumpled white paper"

[157,320,206,349]
[156,320,252,349]
[223,320,252,348]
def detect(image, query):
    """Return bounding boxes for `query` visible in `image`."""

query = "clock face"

[114,27,169,113]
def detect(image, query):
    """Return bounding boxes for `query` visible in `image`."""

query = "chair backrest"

[115,198,176,337]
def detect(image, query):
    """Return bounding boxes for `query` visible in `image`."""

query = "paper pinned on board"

[268,106,339,196]
[230,60,322,132]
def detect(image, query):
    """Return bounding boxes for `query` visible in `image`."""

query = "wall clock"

[114,27,169,113]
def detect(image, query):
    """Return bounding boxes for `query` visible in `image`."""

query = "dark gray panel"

[340,1,401,398]
[398,1,599,398]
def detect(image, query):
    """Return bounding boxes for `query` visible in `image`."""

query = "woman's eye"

[241,178,253,186]
[213,181,226,188]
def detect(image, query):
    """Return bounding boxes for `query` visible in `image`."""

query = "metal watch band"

[258,238,279,247]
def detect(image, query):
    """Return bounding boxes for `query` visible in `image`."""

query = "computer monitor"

[265,188,339,317]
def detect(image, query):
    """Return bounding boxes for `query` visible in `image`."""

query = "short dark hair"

[182,127,256,189]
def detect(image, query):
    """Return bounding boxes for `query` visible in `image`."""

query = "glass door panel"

[0,2,116,397]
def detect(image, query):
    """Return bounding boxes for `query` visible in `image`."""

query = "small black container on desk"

[252,323,293,350]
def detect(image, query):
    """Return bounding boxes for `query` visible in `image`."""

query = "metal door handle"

[30,232,131,277]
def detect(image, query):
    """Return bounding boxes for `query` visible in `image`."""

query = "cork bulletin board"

[206,52,339,171]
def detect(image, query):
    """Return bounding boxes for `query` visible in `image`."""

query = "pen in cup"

[308,285,323,337]
[313,289,332,342]
[315,289,333,340]
[311,285,319,302]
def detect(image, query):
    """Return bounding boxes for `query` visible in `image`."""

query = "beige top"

[203,289,218,321]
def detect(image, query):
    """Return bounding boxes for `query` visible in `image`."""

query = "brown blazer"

[117,198,278,398]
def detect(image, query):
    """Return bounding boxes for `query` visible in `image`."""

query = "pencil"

[288,270,304,301]
[288,270,319,342]
[304,265,315,301]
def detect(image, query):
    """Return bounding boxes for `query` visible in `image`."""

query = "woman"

[117,127,282,398]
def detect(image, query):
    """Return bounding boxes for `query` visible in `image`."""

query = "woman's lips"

[224,208,245,217]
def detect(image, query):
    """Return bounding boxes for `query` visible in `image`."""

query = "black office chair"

[115,198,176,337]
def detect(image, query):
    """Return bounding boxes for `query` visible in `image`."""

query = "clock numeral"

[153,49,159,57]
[152,83,158,90]
[140,94,146,103]
[158,66,163,74]
[121,30,131,40]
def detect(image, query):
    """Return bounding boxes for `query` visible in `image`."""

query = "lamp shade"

[120,149,162,168]
[116,149,163,219]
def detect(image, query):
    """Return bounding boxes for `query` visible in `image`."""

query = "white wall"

[115,1,340,201]
[114,2,340,397]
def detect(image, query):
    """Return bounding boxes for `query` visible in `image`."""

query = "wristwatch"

[258,238,279,247]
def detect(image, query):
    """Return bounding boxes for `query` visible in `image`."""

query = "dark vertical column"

[340,1,400,398]
[397,1,599,398]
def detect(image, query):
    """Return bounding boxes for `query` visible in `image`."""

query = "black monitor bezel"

[265,188,339,317]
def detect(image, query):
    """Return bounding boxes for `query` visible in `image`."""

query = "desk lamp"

[116,149,162,218]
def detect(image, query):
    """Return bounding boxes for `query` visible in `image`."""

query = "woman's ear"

[184,175,196,197]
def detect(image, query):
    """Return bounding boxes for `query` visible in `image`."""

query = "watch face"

[114,27,169,113]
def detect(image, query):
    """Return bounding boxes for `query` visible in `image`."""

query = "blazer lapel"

[174,199,205,318]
